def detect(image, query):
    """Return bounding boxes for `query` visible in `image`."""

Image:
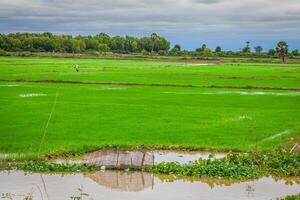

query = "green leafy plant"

[149,151,300,179]
[280,194,300,200]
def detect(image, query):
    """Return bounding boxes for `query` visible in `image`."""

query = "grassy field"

[0,56,299,156]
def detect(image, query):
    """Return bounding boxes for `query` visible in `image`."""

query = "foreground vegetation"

[281,194,300,200]
[0,151,299,180]
[0,161,98,173]
[150,151,300,179]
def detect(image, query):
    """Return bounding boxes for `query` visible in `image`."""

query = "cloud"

[0,0,299,50]
[191,0,221,4]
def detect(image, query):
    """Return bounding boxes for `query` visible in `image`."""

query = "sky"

[0,0,300,51]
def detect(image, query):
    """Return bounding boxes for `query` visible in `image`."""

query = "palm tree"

[276,41,289,63]
[242,41,251,53]
[246,41,250,47]
[254,46,263,53]
[150,33,158,53]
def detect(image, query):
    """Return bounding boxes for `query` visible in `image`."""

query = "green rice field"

[0,56,299,155]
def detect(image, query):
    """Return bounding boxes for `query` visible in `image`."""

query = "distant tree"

[215,46,222,52]
[124,36,138,52]
[267,48,276,56]
[202,48,213,57]
[95,33,111,45]
[196,44,206,52]
[153,36,170,52]
[43,38,56,52]
[254,46,263,53]
[138,37,152,52]
[71,39,85,53]
[98,44,110,52]
[109,36,126,52]
[150,33,158,53]
[291,49,299,56]
[242,41,251,53]
[195,44,207,52]
[21,38,34,51]
[174,44,181,51]
[276,41,289,63]
[84,38,99,50]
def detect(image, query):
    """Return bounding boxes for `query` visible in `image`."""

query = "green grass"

[0,56,299,89]
[0,56,299,156]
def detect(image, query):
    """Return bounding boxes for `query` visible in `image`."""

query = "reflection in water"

[70,187,91,200]
[155,173,300,188]
[56,150,228,170]
[81,149,227,168]
[83,150,154,169]
[153,150,226,164]
[246,184,255,198]
[87,171,154,192]
[0,170,299,200]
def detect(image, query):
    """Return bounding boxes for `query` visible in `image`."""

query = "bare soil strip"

[1,79,300,91]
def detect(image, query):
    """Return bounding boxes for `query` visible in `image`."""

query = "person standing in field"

[75,64,79,72]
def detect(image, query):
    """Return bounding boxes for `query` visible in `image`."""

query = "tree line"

[170,41,298,62]
[0,32,299,62]
[0,32,170,53]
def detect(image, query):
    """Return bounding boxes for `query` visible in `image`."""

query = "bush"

[0,49,8,56]
[141,50,150,56]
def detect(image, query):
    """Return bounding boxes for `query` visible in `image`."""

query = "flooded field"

[0,170,299,200]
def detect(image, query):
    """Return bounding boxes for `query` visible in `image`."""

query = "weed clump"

[2,162,99,173]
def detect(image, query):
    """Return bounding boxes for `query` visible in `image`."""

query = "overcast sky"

[0,0,300,51]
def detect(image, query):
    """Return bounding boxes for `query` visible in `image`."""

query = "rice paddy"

[0,56,299,156]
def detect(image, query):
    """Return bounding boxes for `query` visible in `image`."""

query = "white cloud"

[0,0,299,49]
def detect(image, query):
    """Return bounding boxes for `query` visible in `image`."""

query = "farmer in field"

[75,64,79,72]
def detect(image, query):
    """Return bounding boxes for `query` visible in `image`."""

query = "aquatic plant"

[280,194,300,200]
[17,162,98,173]
[149,151,300,179]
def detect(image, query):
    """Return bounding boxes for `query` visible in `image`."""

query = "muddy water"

[0,170,299,200]
[81,150,227,168]
[153,150,226,164]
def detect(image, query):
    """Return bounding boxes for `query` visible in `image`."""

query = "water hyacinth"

[150,151,300,179]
